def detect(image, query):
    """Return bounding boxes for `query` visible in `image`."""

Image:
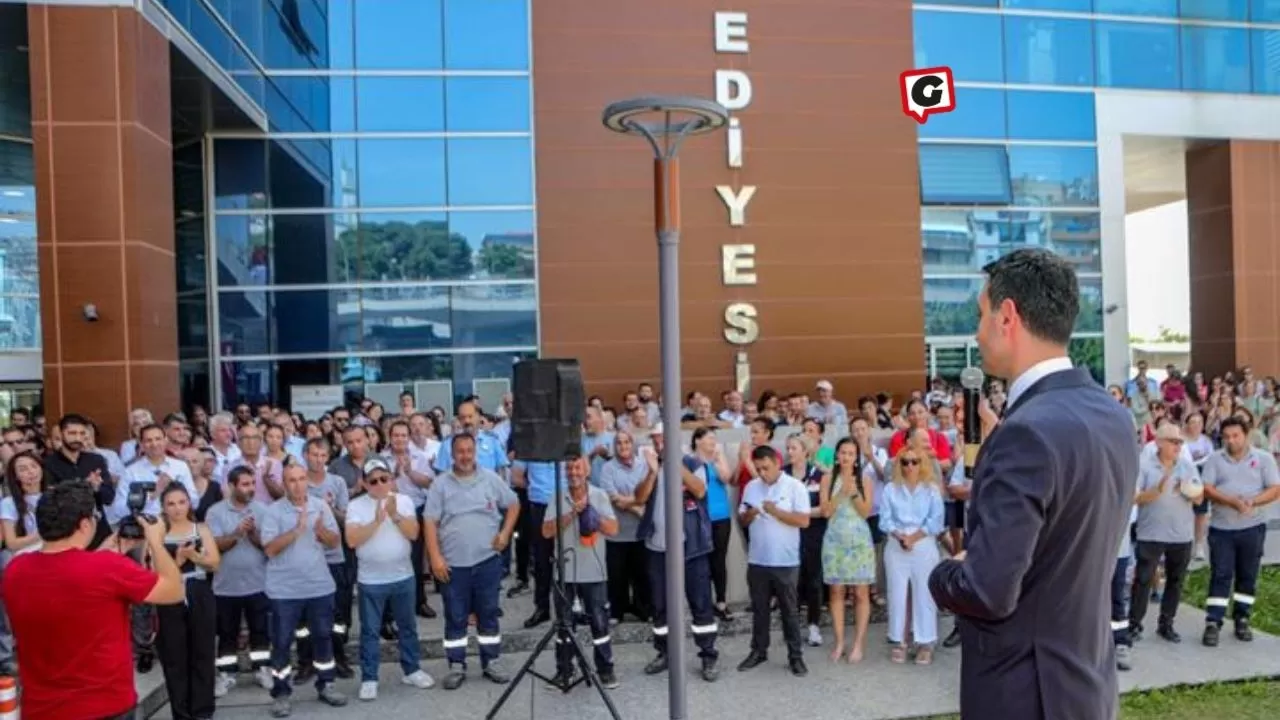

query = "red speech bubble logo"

[900,67,956,124]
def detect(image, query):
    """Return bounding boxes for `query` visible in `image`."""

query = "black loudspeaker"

[511,358,585,461]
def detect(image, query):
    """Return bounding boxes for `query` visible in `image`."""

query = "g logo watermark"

[900,66,955,124]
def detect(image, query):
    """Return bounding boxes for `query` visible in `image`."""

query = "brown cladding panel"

[534,0,922,405]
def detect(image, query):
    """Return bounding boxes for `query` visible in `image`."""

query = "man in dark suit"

[928,249,1138,720]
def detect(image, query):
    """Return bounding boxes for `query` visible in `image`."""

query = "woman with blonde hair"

[879,447,944,665]
[818,438,876,663]
[784,434,829,647]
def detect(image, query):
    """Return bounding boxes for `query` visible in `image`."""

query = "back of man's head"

[36,481,96,542]
[982,248,1079,347]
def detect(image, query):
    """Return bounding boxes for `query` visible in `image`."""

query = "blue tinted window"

[357,139,446,207]
[262,0,326,71]
[356,77,445,132]
[326,76,355,132]
[1181,0,1248,19]
[451,211,535,280]
[1008,146,1098,208]
[918,89,1005,140]
[1251,30,1280,94]
[1007,91,1095,141]
[916,0,998,4]
[1182,26,1249,93]
[914,11,1003,83]
[268,75,333,132]
[444,0,528,70]
[1255,0,1280,22]
[919,145,1012,206]
[361,283,537,350]
[1005,17,1093,86]
[214,140,267,211]
[447,138,533,206]
[445,78,531,132]
[355,0,443,70]
[924,275,1102,335]
[209,0,264,60]
[356,210,535,283]
[218,288,358,356]
[327,0,353,68]
[921,209,1101,275]
[1003,0,1090,9]
[1096,22,1179,90]
[1095,0,1177,15]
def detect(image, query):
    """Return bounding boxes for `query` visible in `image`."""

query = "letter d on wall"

[723,303,759,345]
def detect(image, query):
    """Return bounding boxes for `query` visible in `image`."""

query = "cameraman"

[3,481,185,719]
[114,423,197,673]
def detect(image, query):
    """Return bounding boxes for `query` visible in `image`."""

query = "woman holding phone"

[818,438,875,663]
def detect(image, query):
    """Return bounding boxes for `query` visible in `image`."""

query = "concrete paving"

[148,600,1280,720]
[136,523,1280,718]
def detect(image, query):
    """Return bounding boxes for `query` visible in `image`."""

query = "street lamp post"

[602,96,728,720]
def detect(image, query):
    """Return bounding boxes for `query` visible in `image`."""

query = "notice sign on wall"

[291,385,344,421]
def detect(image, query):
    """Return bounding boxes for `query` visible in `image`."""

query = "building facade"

[4,0,1280,439]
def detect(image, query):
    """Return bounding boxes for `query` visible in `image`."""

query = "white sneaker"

[255,666,273,691]
[358,681,378,701]
[214,672,235,698]
[402,669,435,689]
[807,624,823,647]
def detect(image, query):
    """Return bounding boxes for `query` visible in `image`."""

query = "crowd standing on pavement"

[0,360,1275,717]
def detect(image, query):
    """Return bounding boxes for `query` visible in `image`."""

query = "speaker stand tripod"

[485,462,622,720]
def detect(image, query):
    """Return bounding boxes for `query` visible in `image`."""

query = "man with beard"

[207,466,273,696]
[44,413,115,548]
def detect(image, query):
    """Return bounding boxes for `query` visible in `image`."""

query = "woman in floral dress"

[819,438,876,663]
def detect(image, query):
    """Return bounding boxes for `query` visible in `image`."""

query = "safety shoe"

[1115,644,1132,671]
[1202,623,1220,647]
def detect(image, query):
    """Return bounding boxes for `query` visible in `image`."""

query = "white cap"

[815,380,833,391]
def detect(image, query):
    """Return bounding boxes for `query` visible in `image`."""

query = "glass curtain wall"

[208,0,536,411]
[0,3,39,361]
[915,3,1280,382]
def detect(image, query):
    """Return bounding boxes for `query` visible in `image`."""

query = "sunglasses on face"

[366,475,391,486]
[900,458,920,467]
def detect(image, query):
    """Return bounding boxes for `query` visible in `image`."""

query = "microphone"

[959,366,985,475]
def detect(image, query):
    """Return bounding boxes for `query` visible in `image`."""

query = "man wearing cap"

[345,457,435,701]
[1128,423,1202,654]
[425,433,520,691]
[807,380,848,428]
[297,437,354,680]
[542,454,621,689]
[261,464,348,717]
[1200,417,1280,646]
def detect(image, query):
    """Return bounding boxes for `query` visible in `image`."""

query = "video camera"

[117,481,157,540]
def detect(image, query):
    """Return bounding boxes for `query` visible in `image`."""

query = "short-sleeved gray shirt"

[305,473,350,564]
[328,454,365,495]
[1203,448,1280,531]
[598,458,649,543]
[1135,457,1200,544]
[205,498,269,597]
[548,486,616,584]
[424,467,517,569]
[260,496,339,600]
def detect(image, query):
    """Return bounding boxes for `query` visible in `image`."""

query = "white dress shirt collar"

[1007,356,1074,409]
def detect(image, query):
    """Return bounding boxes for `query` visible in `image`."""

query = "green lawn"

[923,564,1280,719]
[1182,564,1280,635]
[921,680,1280,719]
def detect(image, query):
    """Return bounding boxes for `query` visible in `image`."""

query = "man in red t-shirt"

[3,481,186,720]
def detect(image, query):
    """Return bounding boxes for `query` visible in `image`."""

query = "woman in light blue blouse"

[879,448,945,665]
[687,427,735,620]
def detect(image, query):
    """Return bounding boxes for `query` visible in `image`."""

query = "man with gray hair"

[208,412,243,481]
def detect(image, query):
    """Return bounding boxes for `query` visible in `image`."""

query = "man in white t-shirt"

[344,458,435,701]
[736,446,812,677]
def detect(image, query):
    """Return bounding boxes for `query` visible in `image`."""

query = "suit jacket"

[928,367,1138,720]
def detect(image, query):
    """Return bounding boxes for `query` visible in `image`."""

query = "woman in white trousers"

[879,448,945,665]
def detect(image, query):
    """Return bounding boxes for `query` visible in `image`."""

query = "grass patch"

[1183,564,1280,635]
[921,679,1280,719]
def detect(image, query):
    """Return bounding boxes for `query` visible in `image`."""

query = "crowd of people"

[0,355,1275,718]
